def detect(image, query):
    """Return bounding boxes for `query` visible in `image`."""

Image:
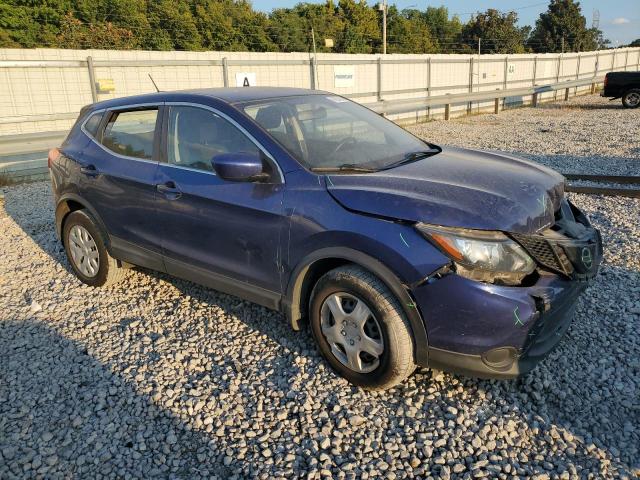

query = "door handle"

[156,181,182,200]
[80,164,99,177]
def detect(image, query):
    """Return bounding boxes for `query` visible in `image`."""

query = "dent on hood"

[325,147,565,235]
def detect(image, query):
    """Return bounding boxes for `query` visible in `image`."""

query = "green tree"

[628,39,640,48]
[528,0,604,52]
[461,9,530,54]
[336,0,380,53]
[386,7,435,54]
[269,7,309,52]
[192,0,236,50]
[0,0,67,47]
[268,2,347,53]
[57,13,138,49]
[229,1,276,52]
[145,0,202,51]
[191,0,277,52]
[421,6,462,52]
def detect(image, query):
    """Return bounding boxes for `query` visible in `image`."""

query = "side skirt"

[164,257,282,312]
[110,236,165,272]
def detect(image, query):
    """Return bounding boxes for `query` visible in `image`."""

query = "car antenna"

[148,74,161,92]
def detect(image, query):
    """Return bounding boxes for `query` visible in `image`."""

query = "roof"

[89,87,329,110]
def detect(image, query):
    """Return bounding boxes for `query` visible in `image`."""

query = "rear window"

[102,109,158,159]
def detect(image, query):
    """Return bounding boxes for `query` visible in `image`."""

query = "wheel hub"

[341,318,363,345]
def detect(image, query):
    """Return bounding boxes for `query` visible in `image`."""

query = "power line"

[448,1,549,17]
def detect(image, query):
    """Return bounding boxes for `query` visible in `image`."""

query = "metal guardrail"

[564,175,640,198]
[364,76,604,117]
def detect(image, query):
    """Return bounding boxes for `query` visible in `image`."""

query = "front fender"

[283,245,437,367]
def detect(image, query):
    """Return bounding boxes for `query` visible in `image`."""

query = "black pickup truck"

[601,72,640,108]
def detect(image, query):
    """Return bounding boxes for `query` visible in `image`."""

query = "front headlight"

[415,223,536,285]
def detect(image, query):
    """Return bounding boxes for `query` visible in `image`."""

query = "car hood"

[325,146,565,234]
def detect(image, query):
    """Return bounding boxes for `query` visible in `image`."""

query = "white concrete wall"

[1,47,639,135]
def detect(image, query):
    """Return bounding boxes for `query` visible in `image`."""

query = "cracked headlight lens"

[415,223,536,285]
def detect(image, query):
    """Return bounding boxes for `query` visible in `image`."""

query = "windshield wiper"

[310,163,377,173]
[382,148,441,170]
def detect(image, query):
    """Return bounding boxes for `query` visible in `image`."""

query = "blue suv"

[49,87,602,390]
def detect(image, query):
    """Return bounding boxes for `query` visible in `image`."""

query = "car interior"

[248,101,399,169]
[169,107,259,171]
[102,110,157,160]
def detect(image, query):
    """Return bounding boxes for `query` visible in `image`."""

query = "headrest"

[255,105,283,129]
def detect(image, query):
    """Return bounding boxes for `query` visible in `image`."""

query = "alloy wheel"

[626,92,640,107]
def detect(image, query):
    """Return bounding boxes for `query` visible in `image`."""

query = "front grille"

[511,233,572,276]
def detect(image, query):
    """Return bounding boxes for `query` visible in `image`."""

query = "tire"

[309,265,416,390]
[622,89,640,108]
[62,210,128,287]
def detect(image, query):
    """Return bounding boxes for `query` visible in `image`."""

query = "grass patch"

[0,170,15,187]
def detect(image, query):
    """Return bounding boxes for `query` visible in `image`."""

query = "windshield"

[242,95,439,171]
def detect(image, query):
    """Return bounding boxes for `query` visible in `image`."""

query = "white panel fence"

[1,47,639,137]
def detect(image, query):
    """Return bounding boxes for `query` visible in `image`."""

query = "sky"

[252,0,640,45]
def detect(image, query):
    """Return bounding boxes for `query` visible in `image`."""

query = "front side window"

[243,95,438,171]
[102,109,158,159]
[167,106,260,172]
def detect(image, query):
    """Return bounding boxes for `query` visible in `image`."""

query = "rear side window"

[102,109,158,159]
[83,112,103,138]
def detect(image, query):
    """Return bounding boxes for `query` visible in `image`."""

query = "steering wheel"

[331,137,357,156]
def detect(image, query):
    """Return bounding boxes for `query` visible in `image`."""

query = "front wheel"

[309,265,416,390]
[622,89,640,108]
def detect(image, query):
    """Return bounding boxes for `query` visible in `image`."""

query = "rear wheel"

[622,89,640,108]
[62,210,128,287]
[309,265,416,390]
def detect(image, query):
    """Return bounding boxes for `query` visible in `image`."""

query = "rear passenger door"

[78,105,164,271]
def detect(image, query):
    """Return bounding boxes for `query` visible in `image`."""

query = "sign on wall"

[235,72,256,87]
[96,78,115,93]
[334,65,355,88]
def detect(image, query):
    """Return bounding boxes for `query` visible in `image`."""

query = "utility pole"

[476,38,481,97]
[311,27,317,58]
[379,1,387,54]
[592,9,600,29]
[561,35,564,54]
[311,27,318,89]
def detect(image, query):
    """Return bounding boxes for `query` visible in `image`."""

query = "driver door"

[156,104,285,306]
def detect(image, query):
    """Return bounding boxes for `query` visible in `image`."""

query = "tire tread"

[311,264,416,390]
[63,209,129,288]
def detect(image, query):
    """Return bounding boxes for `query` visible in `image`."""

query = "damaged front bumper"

[414,272,589,378]
[412,201,603,379]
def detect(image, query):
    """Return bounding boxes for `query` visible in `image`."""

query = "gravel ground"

[1,94,639,479]
[408,94,640,176]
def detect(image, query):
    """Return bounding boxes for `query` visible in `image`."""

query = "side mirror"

[211,152,269,182]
